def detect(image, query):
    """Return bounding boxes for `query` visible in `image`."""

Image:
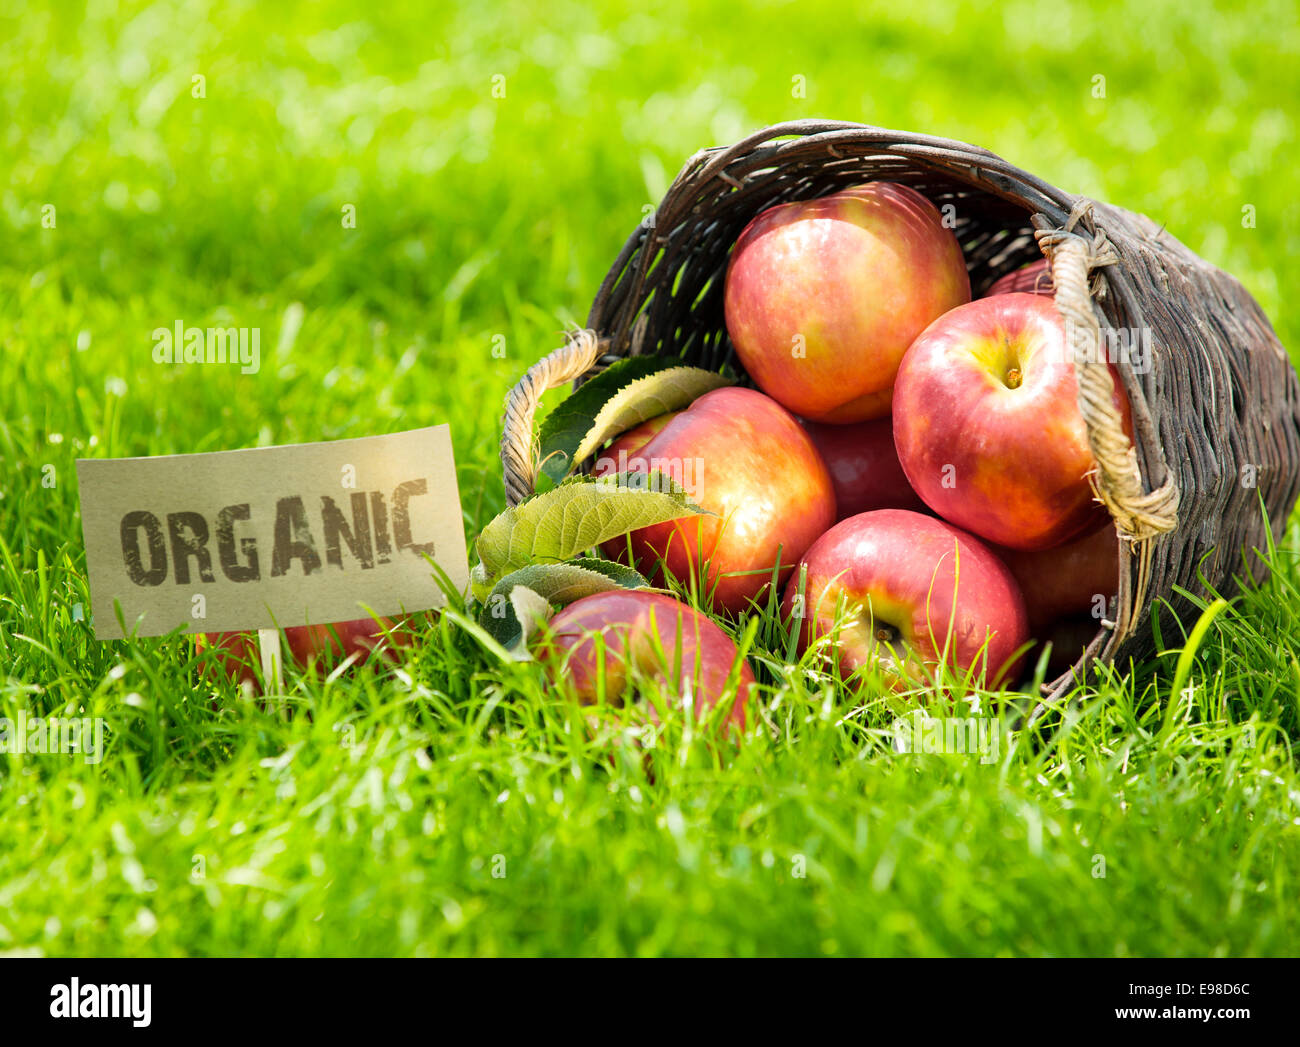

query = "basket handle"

[1035,211,1179,542]
[500,328,604,506]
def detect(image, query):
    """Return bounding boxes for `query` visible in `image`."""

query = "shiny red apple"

[537,590,755,730]
[592,386,835,614]
[893,293,1133,551]
[986,258,1053,297]
[724,182,970,423]
[994,521,1119,633]
[800,416,926,520]
[782,509,1029,688]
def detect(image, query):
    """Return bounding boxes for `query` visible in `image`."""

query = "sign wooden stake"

[257,628,283,691]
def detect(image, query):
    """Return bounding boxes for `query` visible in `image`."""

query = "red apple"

[200,615,416,686]
[800,416,926,520]
[994,521,1119,633]
[986,258,1053,297]
[592,387,835,614]
[724,182,970,423]
[782,509,1029,688]
[537,590,755,730]
[893,293,1133,551]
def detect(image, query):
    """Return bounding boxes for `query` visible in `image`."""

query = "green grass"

[2,0,1299,956]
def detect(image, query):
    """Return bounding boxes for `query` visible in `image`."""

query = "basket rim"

[588,119,1083,329]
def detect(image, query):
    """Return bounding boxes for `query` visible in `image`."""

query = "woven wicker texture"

[500,120,1300,693]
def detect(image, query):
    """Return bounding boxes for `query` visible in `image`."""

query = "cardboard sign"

[76,426,469,639]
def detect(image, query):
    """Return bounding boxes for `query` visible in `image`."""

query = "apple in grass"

[537,590,755,731]
[724,182,970,423]
[893,293,1134,551]
[593,386,835,614]
[200,615,416,686]
[985,258,1053,297]
[782,510,1029,688]
[800,417,926,520]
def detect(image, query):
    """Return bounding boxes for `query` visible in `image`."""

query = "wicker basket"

[499,119,1300,696]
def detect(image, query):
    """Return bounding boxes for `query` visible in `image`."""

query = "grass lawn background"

[2,0,1298,956]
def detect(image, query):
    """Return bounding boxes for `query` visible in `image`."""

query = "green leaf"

[538,358,731,483]
[477,557,653,649]
[538,356,676,483]
[504,585,552,657]
[472,471,705,602]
